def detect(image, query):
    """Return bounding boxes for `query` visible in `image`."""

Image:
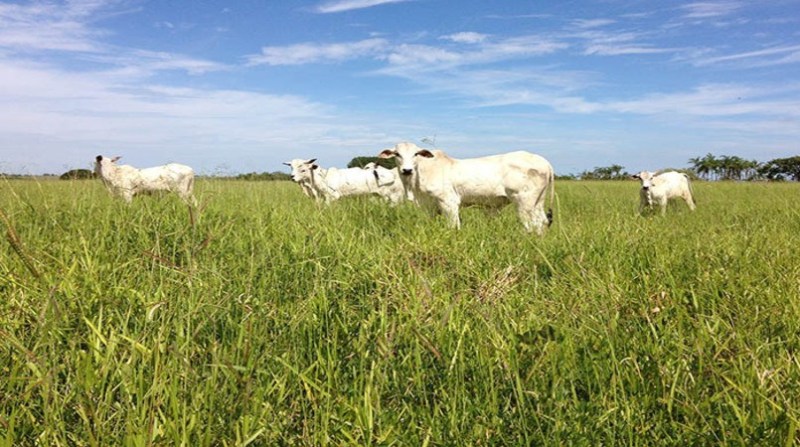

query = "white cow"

[94,155,196,205]
[362,162,411,205]
[378,142,555,234]
[283,158,320,200]
[286,159,385,203]
[632,170,696,215]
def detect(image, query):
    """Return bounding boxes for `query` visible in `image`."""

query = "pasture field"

[1,178,799,446]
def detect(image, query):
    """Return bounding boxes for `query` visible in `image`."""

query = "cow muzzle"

[401,168,413,176]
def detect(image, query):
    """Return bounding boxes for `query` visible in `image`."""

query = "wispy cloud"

[571,29,678,57]
[314,0,411,14]
[0,0,227,77]
[0,0,111,52]
[680,1,742,18]
[693,44,800,67]
[571,19,616,29]
[246,38,388,66]
[583,43,674,56]
[605,83,800,118]
[380,36,567,72]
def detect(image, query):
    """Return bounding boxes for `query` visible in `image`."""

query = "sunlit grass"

[1,178,799,445]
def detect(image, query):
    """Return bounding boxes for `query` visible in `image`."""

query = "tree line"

[9,169,293,181]
[578,154,800,181]
[8,153,800,182]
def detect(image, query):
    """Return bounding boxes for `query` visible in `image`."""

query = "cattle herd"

[94,142,697,235]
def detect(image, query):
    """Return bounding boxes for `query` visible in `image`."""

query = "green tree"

[347,156,395,169]
[580,164,628,180]
[689,154,717,180]
[689,153,759,181]
[758,156,800,181]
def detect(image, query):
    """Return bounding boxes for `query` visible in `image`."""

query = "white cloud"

[248,34,567,69]
[314,0,411,14]
[247,38,388,66]
[385,44,462,67]
[0,56,405,174]
[441,32,488,44]
[481,36,567,59]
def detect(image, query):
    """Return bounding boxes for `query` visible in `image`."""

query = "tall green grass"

[1,178,799,445]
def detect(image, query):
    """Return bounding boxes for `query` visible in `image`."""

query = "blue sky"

[1,0,798,175]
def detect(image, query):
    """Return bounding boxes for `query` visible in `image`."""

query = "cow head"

[378,142,433,177]
[632,171,658,190]
[362,162,398,187]
[284,158,317,183]
[94,155,122,176]
[361,162,381,182]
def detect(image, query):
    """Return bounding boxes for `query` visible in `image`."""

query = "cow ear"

[378,150,396,159]
[311,164,319,170]
[631,174,640,179]
[282,162,291,166]
[416,150,434,158]
[111,156,122,162]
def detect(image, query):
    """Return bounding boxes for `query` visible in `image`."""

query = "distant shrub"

[60,169,96,180]
[229,171,292,181]
[347,156,395,169]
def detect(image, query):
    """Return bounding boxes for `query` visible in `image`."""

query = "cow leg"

[638,192,649,215]
[438,197,461,229]
[659,197,668,215]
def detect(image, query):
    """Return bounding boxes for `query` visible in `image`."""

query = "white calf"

[287,159,383,203]
[632,170,696,215]
[94,155,195,204]
[379,142,555,234]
